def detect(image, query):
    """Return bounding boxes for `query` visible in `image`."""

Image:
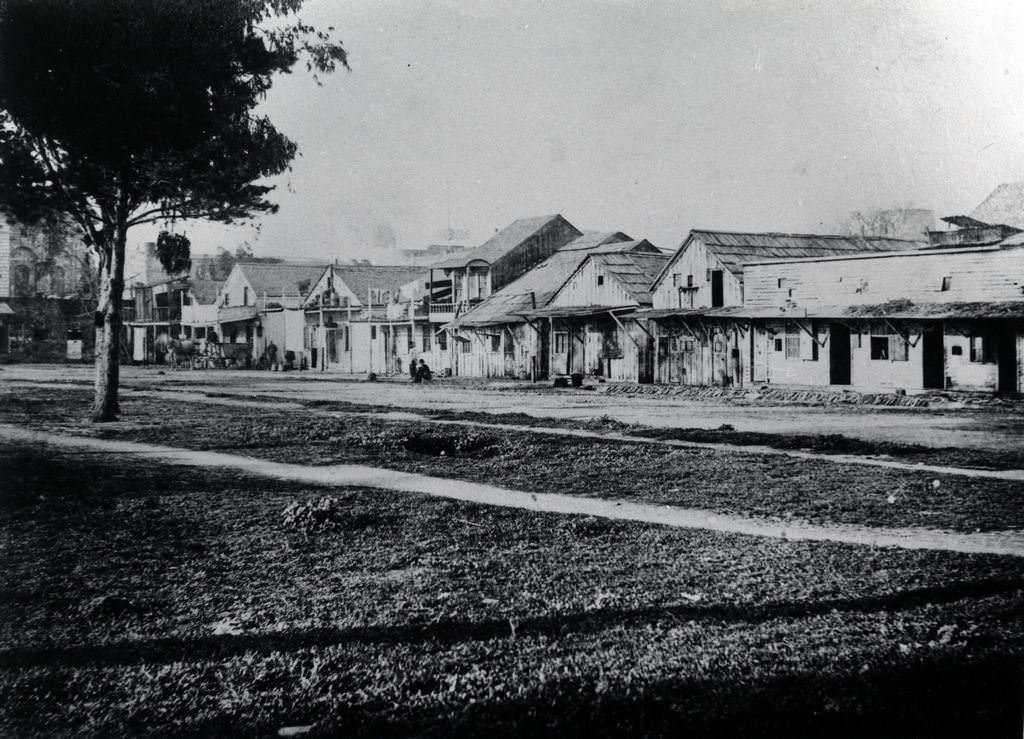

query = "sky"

[134,0,1024,261]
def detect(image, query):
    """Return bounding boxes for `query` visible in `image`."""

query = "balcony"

[131,305,181,324]
[428,302,457,322]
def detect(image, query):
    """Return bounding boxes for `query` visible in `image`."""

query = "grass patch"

[1,443,1022,736]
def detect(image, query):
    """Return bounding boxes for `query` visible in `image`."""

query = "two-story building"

[302,263,429,375]
[216,262,326,366]
[428,214,582,340]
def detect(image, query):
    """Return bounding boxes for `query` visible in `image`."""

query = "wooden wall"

[744,244,1024,309]
[652,238,744,310]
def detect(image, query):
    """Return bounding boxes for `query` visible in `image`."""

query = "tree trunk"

[91,222,127,422]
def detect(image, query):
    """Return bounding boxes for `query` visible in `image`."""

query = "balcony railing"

[132,306,181,323]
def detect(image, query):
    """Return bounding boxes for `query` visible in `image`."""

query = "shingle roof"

[237,263,327,299]
[451,232,649,327]
[589,251,671,305]
[432,214,576,269]
[692,230,924,275]
[331,264,428,301]
[652,230,925,289]
[971,182,1024,230]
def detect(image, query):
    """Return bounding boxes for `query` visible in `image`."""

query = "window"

[672,274,681,287]
[344,326,350,352]
[421,325,431,352]
[870,336,889,360]
[683,339,695,352]
[597,274,604,286]
[941,276,952,292]
[490,334,501,353]
[460,337,471,354]
[951,344,963,356]
[554,332,569,354]
[223,292,230,307]
[774,338,783,352]
[687,274,694,288]
[437,331,447,351]
[777,278,784,289]
[243,286,250,305]
[370,325,377,340]
[970,335,995,363]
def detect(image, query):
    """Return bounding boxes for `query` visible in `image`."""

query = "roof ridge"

[691,228,924,243]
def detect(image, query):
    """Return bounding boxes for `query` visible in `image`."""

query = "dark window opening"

[870,336,889,360]
[941,276,952,292]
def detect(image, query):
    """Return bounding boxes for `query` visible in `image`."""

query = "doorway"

[996,325,1018,395]
[828,323,851,385]
[711,270,724,307]
[921,326,944,389]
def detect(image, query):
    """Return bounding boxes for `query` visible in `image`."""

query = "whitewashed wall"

[745,244,1024,309]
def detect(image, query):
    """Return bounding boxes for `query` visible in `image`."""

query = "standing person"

[408,357,418,382]
[267,341,279,371]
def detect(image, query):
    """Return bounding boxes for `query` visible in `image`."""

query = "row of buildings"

[122,184,1024,395]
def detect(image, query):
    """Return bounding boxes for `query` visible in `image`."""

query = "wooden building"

[532,247,669,382]
[302,263,429,375]
[646,229,924,387]
[447,231,644,379]
[428,214,581,329]
[645,219,1024,395]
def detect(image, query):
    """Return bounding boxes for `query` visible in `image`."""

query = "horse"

[155,335,200,370]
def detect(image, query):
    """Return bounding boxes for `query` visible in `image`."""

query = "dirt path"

[5,364,1024,453]
[3,424,1022,558]
[61,384,1024,482]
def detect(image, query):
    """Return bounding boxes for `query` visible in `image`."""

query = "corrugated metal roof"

[432,214,579,269]
[590,251,671,305]
[689,230,925,277]
[450,233,647,327]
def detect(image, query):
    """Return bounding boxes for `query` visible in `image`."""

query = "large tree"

[0,0,346,420]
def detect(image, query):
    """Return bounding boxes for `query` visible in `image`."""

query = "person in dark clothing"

[409,357,418,381]
[415,358,432,382]
[267,341,279,371]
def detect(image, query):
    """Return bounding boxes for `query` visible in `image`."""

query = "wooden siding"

[549,258,635,308]
[0,220,10,298]
[455,323,541,379]
[744,245,1024,309]
[490,218,581,291]
[548,315,649,382]
[653,321,746,386]
[652,238,744,310]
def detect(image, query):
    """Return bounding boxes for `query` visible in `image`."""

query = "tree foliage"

[0,0,346,419]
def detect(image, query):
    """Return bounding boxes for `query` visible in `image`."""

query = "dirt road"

[3,363,1023,453]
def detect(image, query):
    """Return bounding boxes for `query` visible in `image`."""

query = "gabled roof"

[587,250,670,305]
[236,263,327,299]
[450,232,646,327]
[432,214,577,269]
[971,182,1024,230]
[331,264,427,301]
[654,229,925,290]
